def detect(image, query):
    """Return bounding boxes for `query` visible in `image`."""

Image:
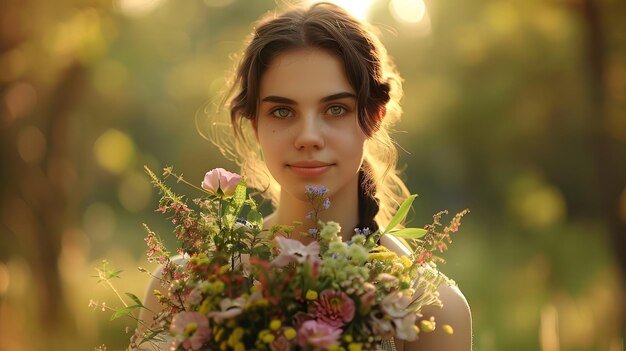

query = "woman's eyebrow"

[320,92,356,102]
[260,96,295,104]
[260,92,356,105]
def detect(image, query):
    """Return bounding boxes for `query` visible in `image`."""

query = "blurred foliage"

[0,0,625,350]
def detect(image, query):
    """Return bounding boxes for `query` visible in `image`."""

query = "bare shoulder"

[406,283,473,350]
[380,234,473,351]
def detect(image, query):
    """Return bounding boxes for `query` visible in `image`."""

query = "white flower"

[272,236,320,267]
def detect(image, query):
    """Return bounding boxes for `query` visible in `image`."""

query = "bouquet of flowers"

[94,166,467,351]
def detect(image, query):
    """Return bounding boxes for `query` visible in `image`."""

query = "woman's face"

[256,48,367,201]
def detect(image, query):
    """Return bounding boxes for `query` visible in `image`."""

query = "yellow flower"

[420,319,436,333]
[442,324,454,335]
[305,290,318,300]
[262,334,275,343]
[283,328,297,340]
[214,327,224,342]
[199,299,212,315]
[400,256,412,269]
[228,328,245,347]
[328,345,339,351]
[343,335,353,343]
[270,320,282,331]
[367,251,398,262]
[220,341,227,350]
[219,265,230,274]
[348,343,362,351]
[234,343,245,351]
[211,281,225,294]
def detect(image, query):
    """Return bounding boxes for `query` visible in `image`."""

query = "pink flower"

[201,168,242,197]
[312,290,355,327]
[169,312,211,350]
[297,320,341,349]
[272,237,320,267]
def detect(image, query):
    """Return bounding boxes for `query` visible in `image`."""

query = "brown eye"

[272,108,293,118]
[326,105,346,116]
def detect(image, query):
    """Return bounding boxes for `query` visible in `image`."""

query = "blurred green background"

[1,0,624,350]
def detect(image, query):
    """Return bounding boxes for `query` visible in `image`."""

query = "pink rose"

[201,168,242,197]
[297,320,341,349]
[169,312,211,350]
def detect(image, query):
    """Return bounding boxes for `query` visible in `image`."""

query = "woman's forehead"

[259,48,355,102]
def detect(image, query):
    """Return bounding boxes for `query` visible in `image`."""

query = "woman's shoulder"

[379,233,473,350]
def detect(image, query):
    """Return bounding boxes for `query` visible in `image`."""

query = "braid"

[357,161,380,233]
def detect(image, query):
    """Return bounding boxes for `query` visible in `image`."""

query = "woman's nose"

[293,113,325,150]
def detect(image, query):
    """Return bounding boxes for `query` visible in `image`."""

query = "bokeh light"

[118,172,153,213]
[389,0,427,24]
[94,129,135,175]
[4,82,37,122]
[114,0,166,18]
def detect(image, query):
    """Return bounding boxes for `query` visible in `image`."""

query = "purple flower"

[308,228,318,237]
[322,198,331,210]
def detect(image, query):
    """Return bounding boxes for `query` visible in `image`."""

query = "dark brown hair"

[223,2,409,229]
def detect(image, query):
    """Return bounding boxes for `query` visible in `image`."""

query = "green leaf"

[388,227,427,239]
[110,305,141,321]
[224,181,247,228]
[384,194,417,235]
[125,292,143,307]
[247,209,263,228]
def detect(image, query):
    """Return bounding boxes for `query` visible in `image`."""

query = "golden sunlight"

[115,0,166,17]
[389,0,427,24]
[306,0,375,21]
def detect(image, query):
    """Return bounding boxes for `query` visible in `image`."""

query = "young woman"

[139,3,472,350]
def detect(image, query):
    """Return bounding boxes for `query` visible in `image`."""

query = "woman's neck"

[264,178,360,243]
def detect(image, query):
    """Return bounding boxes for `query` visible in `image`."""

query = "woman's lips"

[288,162,333,177]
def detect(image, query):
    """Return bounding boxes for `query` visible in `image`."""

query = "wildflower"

[270,320,282,331]
[312,290,356,328]
[272,236,320,267]
[319,221,341,241]
[306,290,318,300]
[393,314,418,341]
[381,291,411,319]
[207,297,246,322]
[442,324,454,335]
[297,320,341,349]
[201,168,242,197]
[420,318,436,333]
[348,343,362,351]
[170,312,211,350]
[283,328,297,340]
[369,312,394,338]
